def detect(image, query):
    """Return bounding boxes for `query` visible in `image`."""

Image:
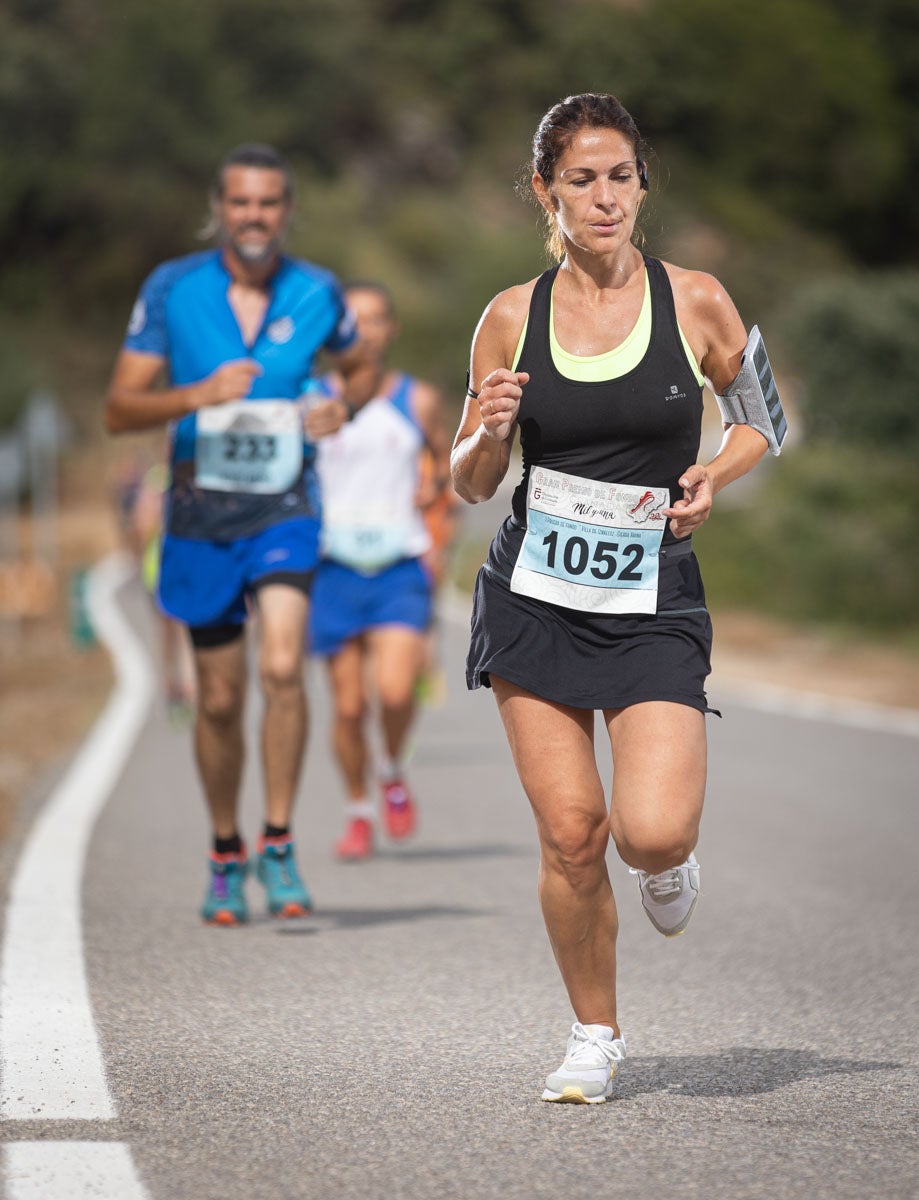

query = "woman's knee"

[612,816,698,875]
[539,810,609,884]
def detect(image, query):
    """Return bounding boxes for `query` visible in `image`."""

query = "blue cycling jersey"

[123,248,356,541]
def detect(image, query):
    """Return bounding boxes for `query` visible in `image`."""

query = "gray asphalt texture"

[2,575,918,1200]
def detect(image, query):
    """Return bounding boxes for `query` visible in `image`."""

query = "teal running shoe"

[201,849,249,926]
[256,836,313,918]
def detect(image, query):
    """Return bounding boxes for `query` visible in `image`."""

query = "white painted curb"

[1,552,152,1196]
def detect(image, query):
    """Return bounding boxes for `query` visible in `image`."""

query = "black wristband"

[465,370,479,400]
[342,400,357,421]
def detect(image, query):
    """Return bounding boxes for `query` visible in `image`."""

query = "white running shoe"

[631,852,700,936]
[541,1022,627,1104]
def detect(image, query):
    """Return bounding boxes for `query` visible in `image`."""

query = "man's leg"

[368,625,426,838]
[251,582,314,915]
[327,636,371,797]
[161,613,195,719]
[191,626,250,926]
[368,625,426,764]
[192,631,247,838]
[327,636,376,859]
[254,583,310,829]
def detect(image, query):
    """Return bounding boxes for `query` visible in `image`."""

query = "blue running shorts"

[158,516,320,628]
[309,557,433,657]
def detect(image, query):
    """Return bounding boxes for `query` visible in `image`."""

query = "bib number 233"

[195,400,303,495]
[510,467,667,615]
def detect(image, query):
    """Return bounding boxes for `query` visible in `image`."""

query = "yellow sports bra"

[512,268,705,387]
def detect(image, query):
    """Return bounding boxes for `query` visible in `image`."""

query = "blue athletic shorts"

[309,557,433,657]
[158,516,320,628]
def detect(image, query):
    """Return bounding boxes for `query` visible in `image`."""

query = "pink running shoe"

[335,817,374,861]
[382,780,417,840]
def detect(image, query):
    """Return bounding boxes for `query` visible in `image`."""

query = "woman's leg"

[491,676,620,1034]
[604,701,706,874]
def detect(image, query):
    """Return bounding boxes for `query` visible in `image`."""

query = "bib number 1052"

[511,467,665,614]
[542,530,644,582]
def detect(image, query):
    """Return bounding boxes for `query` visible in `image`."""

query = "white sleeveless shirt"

[315,373,431,575]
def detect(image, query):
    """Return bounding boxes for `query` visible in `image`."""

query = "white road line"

[440,583,919,739]
[5,1142,149,1200]
[0,553,155,1120]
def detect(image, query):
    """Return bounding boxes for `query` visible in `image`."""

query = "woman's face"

[534,126,643,257]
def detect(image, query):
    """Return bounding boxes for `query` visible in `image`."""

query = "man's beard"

[224,224,284,266]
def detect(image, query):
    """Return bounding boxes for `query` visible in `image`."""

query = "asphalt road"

[1,564,917,1200]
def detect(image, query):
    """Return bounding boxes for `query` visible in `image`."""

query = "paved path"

[1,559,917,1199]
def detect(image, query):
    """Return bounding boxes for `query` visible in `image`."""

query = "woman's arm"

[664,265,770,537]
[450,285,532,504]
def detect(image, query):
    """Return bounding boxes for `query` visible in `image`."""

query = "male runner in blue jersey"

[105,143,375,925]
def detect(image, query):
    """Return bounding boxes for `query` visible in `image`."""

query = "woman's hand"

[664,464,714,538]
[476,369,529,442]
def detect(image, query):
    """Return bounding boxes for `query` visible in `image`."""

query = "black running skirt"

[465,517,717,714]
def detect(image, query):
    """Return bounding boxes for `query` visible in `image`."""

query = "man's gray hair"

[211,143,294,202]
[199,143,294,240]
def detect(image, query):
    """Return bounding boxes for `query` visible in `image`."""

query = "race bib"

[510,467,667,615]
[322,519,416,575]
[195,400,303,494]
[321,525,412,576]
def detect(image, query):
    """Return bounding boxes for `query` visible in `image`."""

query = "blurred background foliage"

[1,0,917,635]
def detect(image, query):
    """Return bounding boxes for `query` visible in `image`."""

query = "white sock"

[378,758,403,783]
[345,798,375,821]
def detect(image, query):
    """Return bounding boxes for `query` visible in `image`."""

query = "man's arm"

[411,380,452,508]
[336,339,380,413]
[104,349,263,434]
[302,339,378,439]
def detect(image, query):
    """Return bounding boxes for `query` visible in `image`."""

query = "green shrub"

[0,326,34,432]
[782,272,919,452]
[699,443,919,634]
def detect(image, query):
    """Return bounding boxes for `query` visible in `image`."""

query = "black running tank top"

[512,256,703,544]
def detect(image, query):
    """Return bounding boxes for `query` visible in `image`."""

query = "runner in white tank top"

[309,283,453,860]
[316,373,432,574]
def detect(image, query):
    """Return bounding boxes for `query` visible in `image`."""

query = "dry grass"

[712,611,919,710]
[0,618,112,841]
[0,483,120,842]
